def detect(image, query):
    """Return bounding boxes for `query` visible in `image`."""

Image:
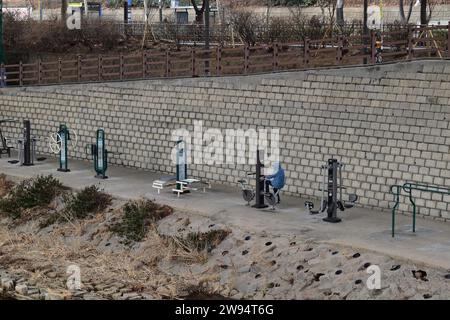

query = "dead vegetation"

[0,210,226,299]
[110,199,173,245]
[0,175,63,220]
[0,174,14,198]
[3,13,135,64]
[39,185,112,228]
[0,176,229,299]
[168,229,231,264]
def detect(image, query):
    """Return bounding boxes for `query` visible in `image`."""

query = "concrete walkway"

[1,155,450,270]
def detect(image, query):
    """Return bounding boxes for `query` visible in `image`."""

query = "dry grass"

[0,207,226,299]
[0,174,14,198]
[167,235,209,265]
[168,229,231,265]
[0,176,226,299]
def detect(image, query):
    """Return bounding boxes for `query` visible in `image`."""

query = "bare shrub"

[3,13,127,63]
[229,10,263,46]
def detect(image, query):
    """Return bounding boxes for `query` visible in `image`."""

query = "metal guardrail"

[390,182,450,237]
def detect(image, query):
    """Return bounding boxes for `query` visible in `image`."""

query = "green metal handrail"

[391,182,450,237]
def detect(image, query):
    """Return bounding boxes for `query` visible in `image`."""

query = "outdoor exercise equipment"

[174,138,188,194]
[238,178,255,206]
[238,150,281,210]
[85,129,108,179]
[390,183,450,238]
[171,139,210,197]
[48,124,78,172]
[152,138,210,196]
[0,119,15,158]
[305,158,358,222]
[18,120,37,166]
[152,138,185,194]
[253,149,268,209]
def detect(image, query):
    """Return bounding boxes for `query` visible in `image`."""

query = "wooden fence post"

[408,26,414,59]
[272,43,279,72]
[336,36,343,65]
[191,48,196,77]
[98,55,102,81]
[304,38,310,66]
[37,59,42,84]
[120,54,124,80]
[19,61,23,86]
[77,55,82,82]
[165,49,170,77]
[142,51,147,78]
[0,63,4,86]
[370,30,376,64]
[244,45,249,75]
[58,58,62,83]
[216,47,222,76]
[447,22,450,57]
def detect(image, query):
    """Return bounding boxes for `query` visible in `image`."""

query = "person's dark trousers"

[265,180,281,203]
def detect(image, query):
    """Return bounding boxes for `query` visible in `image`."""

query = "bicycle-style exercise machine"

[85,129,108,179]
[238,149,280,210]
[305,158,358,222]
[48,124,78,172]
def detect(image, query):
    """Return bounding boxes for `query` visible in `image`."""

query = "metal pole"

[252,149,268,209]
[0,0,5,88]
[84,0,88,17]
[204,0,210,75]
[363,0,368,64]
[38,0,43,21]
[159,0,163,23]
[23,120,33,166]
[0,0,4,64]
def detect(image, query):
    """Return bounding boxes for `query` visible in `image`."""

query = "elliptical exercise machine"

[49,124,78,172]
[305,158,358,222]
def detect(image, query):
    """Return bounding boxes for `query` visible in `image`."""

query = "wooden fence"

[2,24,450,87]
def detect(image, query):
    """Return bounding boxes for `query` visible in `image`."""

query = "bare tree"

[418,0,437,25]
[399,0,415,24]
[142,0,159,48]
[336,0,344,26]
[317,0,336,39]
[191,0,206,24]
[61,0,68,20]
[426,0,437,24]
[229,10,260,46]
[363,0,368,36]
[420,0,427,25]
[317,0,336,24]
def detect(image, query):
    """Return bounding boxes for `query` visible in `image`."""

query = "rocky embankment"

[1,174,450,300]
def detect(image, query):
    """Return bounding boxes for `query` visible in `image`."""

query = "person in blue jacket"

[265,161,285,203]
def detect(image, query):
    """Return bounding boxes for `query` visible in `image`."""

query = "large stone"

[1,278,15,291]
[15,284,28,296]
[45,292,65,300]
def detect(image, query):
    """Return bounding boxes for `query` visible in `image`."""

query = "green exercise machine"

[49,124,78,172]
[86,129,108,179]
